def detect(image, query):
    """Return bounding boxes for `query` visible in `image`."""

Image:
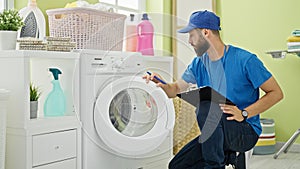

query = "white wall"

[174,0,214,79]
[0,0,14,10]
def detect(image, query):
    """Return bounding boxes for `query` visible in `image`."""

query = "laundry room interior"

[0,0,300,169]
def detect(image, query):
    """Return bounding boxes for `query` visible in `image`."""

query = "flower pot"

[0,31,17,50]
[30,101,38,119]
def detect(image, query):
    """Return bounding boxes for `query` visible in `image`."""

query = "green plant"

[0,9,24,31]
[30,83,41,101]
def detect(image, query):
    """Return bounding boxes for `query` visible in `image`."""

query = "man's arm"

[221,76,283,122]
[244,76,284,118]
[158,79,190,98]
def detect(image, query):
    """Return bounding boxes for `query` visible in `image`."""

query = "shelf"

[28,115,80,126]
[6,116,81,135]
[0,50,79,128]
[266,50,300,58]
[23,50,80,59]
[0,50,80,59]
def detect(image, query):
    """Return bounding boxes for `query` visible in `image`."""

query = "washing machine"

[77,50,175,169]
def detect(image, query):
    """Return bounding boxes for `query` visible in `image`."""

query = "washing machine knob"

[113,59,123,69]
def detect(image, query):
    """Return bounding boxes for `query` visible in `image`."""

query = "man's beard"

[194,31,210,56]
[194,40,210,56]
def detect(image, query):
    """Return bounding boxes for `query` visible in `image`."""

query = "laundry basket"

[0,89,10,169]
[46,7,126,50]
[173,97,201,154]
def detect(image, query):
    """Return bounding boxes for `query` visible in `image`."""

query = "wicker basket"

[173,97,201,155]
[46,8,126,51]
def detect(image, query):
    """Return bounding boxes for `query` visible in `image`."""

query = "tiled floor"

[249,151,300,169]
[248,143,300,169]
[225,144,300,169]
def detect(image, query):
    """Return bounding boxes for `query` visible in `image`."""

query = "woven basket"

[173,97,201,155]
[46,8,126,51]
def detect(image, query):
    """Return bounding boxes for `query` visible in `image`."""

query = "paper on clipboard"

[176,86,235,107]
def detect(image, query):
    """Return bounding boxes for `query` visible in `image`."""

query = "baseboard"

[276,142,300,153]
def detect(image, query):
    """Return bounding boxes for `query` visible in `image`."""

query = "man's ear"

[203,29,209,36]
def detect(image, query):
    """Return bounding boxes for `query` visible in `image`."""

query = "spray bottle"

[44,68,66,117]
[18,0,46,40]
[136,13,154,56]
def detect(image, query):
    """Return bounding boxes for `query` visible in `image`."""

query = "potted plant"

[0,9,24,50]
[30,83,41,119]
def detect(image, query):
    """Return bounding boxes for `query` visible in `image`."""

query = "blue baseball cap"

[178,10,221,33]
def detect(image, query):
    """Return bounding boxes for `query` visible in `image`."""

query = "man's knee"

[168,160,177,169]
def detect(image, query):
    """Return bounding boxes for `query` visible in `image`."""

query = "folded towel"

[287,42,300,46]
[292,30,300,36]
[287,36,300,42]
[287,42,300,52]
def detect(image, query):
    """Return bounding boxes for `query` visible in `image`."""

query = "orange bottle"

[125,14,138,52]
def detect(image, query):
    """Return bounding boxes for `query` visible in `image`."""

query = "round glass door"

[93,76,175,157]
[109,88,158,137]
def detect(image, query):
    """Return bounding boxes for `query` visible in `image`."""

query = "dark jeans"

[169,101,259,169]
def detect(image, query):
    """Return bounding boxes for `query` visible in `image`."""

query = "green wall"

[146,0,172,56]
[218,0,300,143]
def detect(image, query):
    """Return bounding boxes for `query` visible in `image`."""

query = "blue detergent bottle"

[44,68,66,117]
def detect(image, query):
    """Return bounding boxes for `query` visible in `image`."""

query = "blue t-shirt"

[182,45,272,136]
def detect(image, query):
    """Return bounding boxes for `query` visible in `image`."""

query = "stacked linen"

[17,37,76,52]
[291,29,300,36]
[287,30,300,52]
[17,38,47,50]
[46,37,76,52]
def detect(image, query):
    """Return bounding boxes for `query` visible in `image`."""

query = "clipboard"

[176,86,235,107]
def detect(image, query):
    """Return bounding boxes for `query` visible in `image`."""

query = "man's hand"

[142,72,165,86]
[219,104,244,122]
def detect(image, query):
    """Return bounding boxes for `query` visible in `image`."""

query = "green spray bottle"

[44,68,66,117]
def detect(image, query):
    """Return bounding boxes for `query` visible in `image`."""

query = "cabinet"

[0,50,81,169]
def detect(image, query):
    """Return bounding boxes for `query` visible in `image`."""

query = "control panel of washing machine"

[83,51,145,74]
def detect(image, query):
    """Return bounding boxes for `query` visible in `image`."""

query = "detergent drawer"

[32,129,77,167]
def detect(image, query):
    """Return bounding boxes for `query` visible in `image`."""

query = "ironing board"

[266,50,300,159]
[273,129,300,159]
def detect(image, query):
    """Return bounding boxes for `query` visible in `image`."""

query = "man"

[144,10,283,169]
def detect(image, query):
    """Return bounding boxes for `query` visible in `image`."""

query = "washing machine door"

[93,76,175,157]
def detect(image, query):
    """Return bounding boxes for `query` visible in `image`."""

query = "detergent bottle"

[18,0,46,40]
[44,68,66,117]
[125,14,138,52]
[136,13,154,55]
